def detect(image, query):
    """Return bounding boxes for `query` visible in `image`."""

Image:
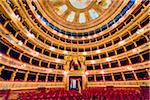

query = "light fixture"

[18,40,23,46]
[49,46,55,51]
[83,52,87,55]
[0,53,2,59]
[63,71,68,75]
[10,40,15,44]
[99,32,103,35]
[13,65,16,68]
[23,64,26,67]
[35,52,39,56]
[27,32,35,38]
[96,49,101,53]
[93,34,97,38]
[81,36,85,39]
[135,0,138,4]
[32,5,36,10]
[11,13,17,19]
[132,49,137,52]
[16,15,21,21]
[55,59,60,63]
[91,60,95,64]
[100,70,105,74]
[85,71,89,75]
[48,69,52,73]
[88,36,91,39]
[65,35,68,38]
[106,57,111,61]
[52,30,57,34]
[63,50,68,54]
[127,66,133,71]
[37,14,41,19]
[136,29,144,34]
[119,17,124,22]
[118,40,125,46]
[21,64,26,67]
[112,23,117,28]
[58,33,63,36]
[41,20,46,25]
[31,51,39,56]
[70,36,74,39]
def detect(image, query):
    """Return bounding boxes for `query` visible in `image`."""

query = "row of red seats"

[19,88,82,100]
[18,87,149,100]
[81,87,149,100]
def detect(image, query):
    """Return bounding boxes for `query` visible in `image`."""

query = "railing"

[86,60,150,74]
[0,81,65,90]
[87,80,150,87]
[0,53,64,74]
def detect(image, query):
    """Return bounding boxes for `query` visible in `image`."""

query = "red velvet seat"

[18,87,149,100]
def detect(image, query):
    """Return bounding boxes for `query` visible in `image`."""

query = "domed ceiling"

[35,0,124,33]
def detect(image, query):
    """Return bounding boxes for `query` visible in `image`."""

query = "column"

[54,74,57,82]
[4,20,10,27]
[66,75,69,90]
[117,60,121,67]
[132,70,138,80]
[78,79,81,93]
[66,61,70,71]
[10,69,18,81]
[111,73,115,81]
[79,56,87,89]
[6,48,11,55]
[144,35,149,41]
[0,66,5,75]
[19,53,23,60]
[127,58,132,64]
[139,54,144,61]
[80,61,86,70]
[39,60,42,67]
[108,62,111,68]
[35,73,39,82]
[82,75,87,90]
[94,74,96,82]
[146,69,150,77]
[64,56,70,90]
[24,71,29,81]
[56,64,58,69]
[45,73,49,82]
[102,74,105,82]
[121,72,126,81]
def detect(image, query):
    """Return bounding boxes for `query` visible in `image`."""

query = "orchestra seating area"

[81,87,142,100]
[17,87,149,100]
[18,88,82,100]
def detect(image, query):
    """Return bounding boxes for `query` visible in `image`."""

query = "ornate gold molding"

[86,61,150,74]
[87,80,150,87]
[85,42,150,64]
[0,53,64,74]
[0,81,65,90]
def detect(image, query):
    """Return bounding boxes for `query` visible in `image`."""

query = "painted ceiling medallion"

[50,0,112,24]
[69,0,92,9]
[47,0,115,30]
